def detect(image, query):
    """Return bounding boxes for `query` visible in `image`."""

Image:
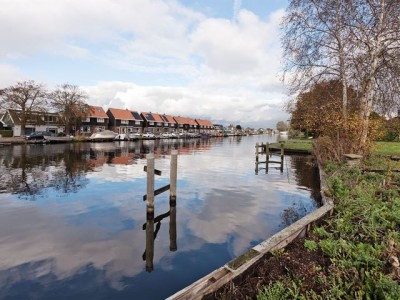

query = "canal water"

[0,135,320,300]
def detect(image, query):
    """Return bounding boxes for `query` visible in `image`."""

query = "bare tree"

[282,0,353,120]
[0,80,47,136]
[49,84,89,135]
[347,0,400,144]
[282,0,400,150]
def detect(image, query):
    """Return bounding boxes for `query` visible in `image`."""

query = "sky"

[0,0,289,128]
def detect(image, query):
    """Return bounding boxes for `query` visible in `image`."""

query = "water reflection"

[0,139,215,201]
[143,198,177,272]
[0,136,321,300]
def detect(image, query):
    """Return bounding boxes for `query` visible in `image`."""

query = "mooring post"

[146,153,155,214]
[266,142,270,162]
[255,143,259,162]
[169,200,177,251]
[170,150,178,201]
[280,142,284,173]
[145,213,155,272]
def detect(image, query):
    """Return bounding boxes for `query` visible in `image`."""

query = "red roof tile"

[173,116,198,125]
[108,108,135,120]
[88,105,108,118]
[141,112,164,122]
[196,119,213,126]
[162,114,176,124]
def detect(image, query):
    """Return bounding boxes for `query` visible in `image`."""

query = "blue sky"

[0,0,289,128]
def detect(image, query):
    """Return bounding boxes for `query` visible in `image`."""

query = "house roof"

[141,112,164,123]
[130,110,144,121]
[88,105,108,118]
[173,116,198,125]
[108,108,135,120]
[4,109,60,126]
[196,119,213,127]
[161,114,176,124]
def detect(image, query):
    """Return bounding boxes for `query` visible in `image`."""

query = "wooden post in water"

[169,200,177,251]
[170,150,178,201]
[255,143,259,162]
[145,213,154,272]
[255,143,259,174]
[146,153,155,214]
[280,142,284,173]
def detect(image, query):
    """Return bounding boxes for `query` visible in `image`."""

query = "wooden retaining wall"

[167,165,333,300]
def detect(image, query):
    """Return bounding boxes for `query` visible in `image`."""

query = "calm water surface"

[0,135,320,300]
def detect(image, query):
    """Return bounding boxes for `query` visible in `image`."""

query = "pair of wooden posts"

[143,150,178,272]
[255,142,284,174]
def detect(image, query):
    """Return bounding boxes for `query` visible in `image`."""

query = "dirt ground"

[203,236,330,300]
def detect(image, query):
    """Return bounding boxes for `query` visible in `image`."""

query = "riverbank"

[205,156,400,299]
[270,139,400,156]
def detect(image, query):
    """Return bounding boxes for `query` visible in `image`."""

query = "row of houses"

[0,105,215,137]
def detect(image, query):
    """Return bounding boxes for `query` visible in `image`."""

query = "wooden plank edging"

[167,164,333,300]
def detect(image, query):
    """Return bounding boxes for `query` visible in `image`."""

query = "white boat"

[279,131,288,136]
[89,130,118,141]
[114,133,129,141]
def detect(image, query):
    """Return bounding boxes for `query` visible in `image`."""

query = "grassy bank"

[257,158,400,299]
[206,157,400,299]
[270,139,400,156]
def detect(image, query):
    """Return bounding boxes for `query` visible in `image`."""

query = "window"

[81,126,91,133]
[157,122,162,126]
[180,124,183,128]
[164,123,168,126]
[121,120,128,124]
[135,121,141,125]
[97,118,105,123]
[149,122,154,126]
[82,117,90,122]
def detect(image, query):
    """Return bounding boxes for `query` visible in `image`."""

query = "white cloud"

[83,80,288,127]
[0,0,289,127]
[0,64,25,88]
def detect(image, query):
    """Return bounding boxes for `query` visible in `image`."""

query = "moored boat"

[89,130,118,141]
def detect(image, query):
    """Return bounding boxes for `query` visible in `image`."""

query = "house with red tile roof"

[158,113,177,134]
[106,108,144,134]
[173,116,198,133]
[79,105,109,135]
[140,112,165,134]
[195,119,214,134]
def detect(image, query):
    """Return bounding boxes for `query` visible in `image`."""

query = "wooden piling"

[170,150,178,201]
[145,212,155,272]
[169,201,177,251]
[280,143,284,173]
[146,153,155,214]
[255,143,259,162]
